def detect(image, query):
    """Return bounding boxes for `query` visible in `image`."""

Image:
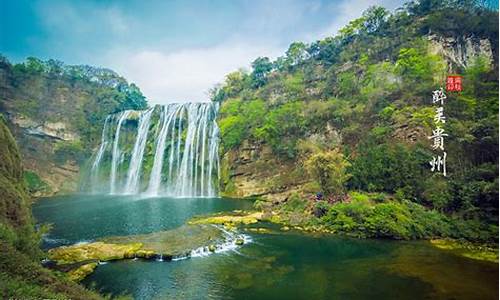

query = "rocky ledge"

[47,224,247,281]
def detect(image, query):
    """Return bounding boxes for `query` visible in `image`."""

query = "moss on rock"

[68,262,98,282]
[430,239,498,263]
[48,242,143,264]
[188,211,263,225]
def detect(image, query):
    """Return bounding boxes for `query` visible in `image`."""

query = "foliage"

[0,56,148,168]
[23,171,50,194]
[319,196,496,242]
[211,1,498,242]
[254,101,306,158]
[218,98,266,151]
[348,142,431,199]
[304,149,351,197]
[251,57,273,88]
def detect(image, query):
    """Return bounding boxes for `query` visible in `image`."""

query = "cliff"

[214,2,498,231]
[0,116,103,299]
[0,56,147,196]
[220,34,497,202]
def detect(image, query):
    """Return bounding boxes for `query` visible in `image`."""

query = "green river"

[33,195,498,300]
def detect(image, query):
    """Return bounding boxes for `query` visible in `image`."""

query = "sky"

[0,0,408,104]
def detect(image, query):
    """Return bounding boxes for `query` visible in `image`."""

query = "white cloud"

[106,42,283,104]
[36,0,405,105]
[105,0,404,105]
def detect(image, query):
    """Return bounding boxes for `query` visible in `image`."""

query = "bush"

[23,171,50,194]
[319,199,455,240]
[304,148,351,197]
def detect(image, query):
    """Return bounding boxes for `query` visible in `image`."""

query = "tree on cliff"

[305,149,351,200]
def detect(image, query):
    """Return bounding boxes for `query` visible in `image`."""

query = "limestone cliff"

[429,35,495,71]
[0,114,103,299]
[0,56,147,196]
[217,33,497,203]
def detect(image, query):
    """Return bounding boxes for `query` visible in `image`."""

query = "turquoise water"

[33,194,254,248]
[33,195,498,300]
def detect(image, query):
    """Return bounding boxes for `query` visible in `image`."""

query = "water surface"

[33,195,498,300]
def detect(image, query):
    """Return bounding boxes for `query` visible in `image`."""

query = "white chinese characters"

[429,88,448,176]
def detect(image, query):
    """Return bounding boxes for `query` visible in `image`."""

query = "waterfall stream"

[90,102,219,197]
[124,108,154,194]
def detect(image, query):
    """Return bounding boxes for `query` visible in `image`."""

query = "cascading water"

[89,102,220,197]
[124,108,154,194]
[109,110,131,194]
[146,104,182,196]
[90,115,111,193]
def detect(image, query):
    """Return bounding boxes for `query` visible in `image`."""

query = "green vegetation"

[266,192,497,244]
[23,171,50,195]
[215,1,498,244]
[0,56,148,192]
[304,149,351,199]
[0,116,105,299]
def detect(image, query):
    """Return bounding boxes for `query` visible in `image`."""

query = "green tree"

[285,42,308,66]
[305,149,351,197]
[251,57,273,88]
[363,6,389,33]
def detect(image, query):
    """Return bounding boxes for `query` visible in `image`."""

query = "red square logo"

[446,75,462,92]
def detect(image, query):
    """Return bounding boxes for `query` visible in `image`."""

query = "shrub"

[23,171,50,194]
[319,199,459,240]
[304,148,351,197]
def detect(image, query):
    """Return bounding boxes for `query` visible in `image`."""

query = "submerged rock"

[47,224,233,281]
[102,224,224,257]
[188,211,263,226]
[48,242,143,264]
[235,238,244,245]
[430,239,498,263]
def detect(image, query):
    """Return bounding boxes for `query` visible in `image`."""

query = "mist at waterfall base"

[87,102,220,198]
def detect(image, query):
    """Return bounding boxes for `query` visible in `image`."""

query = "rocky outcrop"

[0,58,147,197]
[428,35,495,71]
[47,224,247,281]
[220,141,313,202]
[9,113,79,141]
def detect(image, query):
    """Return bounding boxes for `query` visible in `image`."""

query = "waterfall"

[124,108,154,194]
[109,110,131,194]
[90,115,111,193]
[89,102,219,197]
[146,104,181,196]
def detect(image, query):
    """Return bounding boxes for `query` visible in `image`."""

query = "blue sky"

[0,0,408,104]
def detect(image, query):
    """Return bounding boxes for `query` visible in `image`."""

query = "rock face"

[220,141,313,202]
[0,58,147,197]
[6,112,81,196]
[428,35,495,71]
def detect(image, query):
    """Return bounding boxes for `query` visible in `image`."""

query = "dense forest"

[213,0,498,242]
